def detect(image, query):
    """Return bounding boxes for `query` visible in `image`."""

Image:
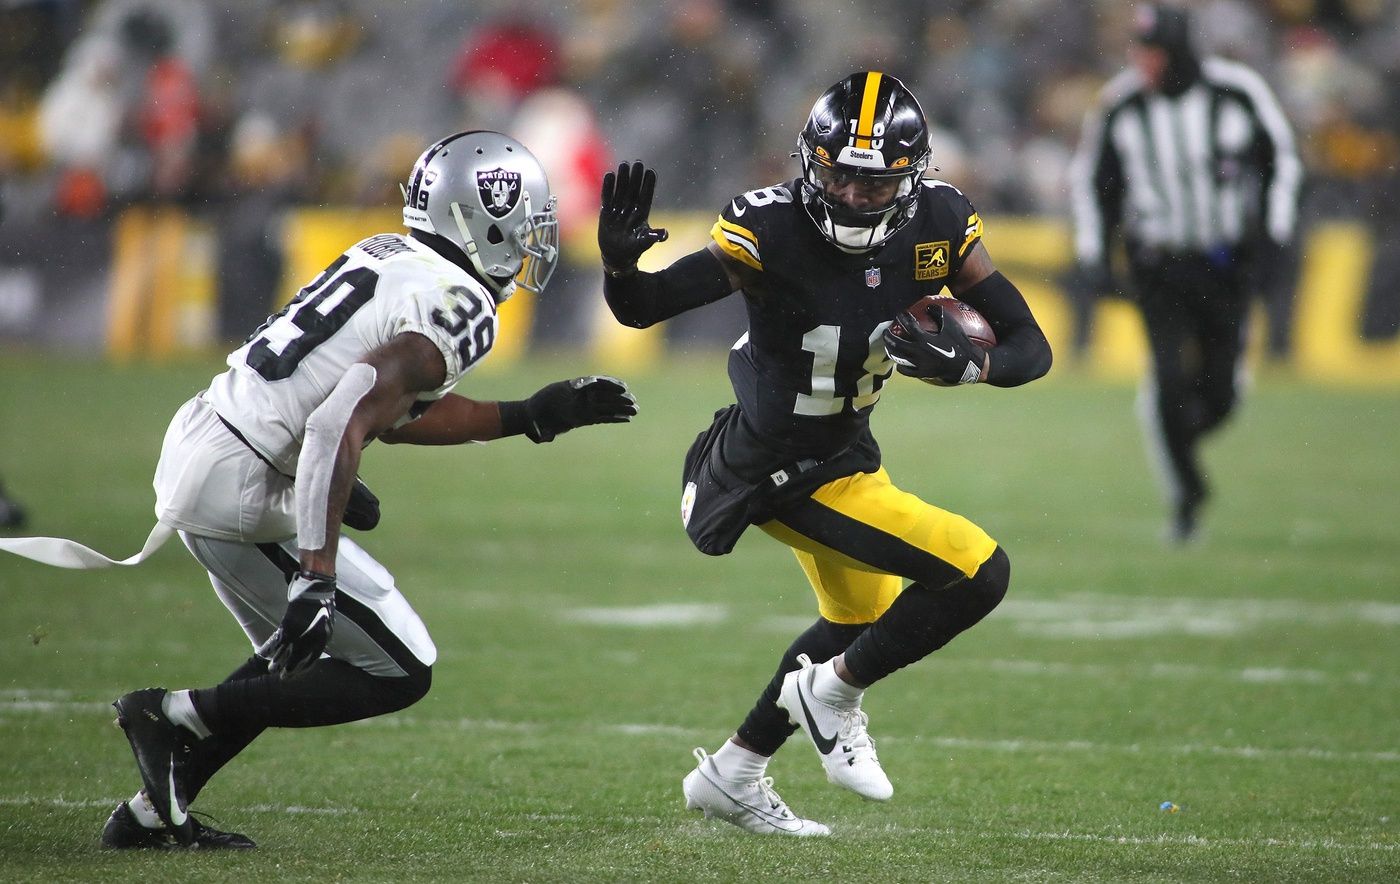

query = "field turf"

[0,352,1396,882]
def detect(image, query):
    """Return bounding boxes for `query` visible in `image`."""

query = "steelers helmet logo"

[476,168,522,219]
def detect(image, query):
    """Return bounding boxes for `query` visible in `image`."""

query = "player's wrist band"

[497,399,533,438]
[603,262,637,278]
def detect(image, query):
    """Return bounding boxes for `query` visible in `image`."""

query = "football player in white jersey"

[2,131,637,849]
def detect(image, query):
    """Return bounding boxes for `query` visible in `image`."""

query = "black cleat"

[112,688,195,845]
[101,800,256,850]
[188,815,257,849]
[100,801,172,849]
[1171,486,1209,544]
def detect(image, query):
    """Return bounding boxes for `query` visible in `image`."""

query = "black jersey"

[710,178,984,458]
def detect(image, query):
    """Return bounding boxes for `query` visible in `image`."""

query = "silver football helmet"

[401,131,559,303]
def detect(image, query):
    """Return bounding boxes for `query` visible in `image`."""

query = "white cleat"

[681,748,831,837]
[776,653,893,801]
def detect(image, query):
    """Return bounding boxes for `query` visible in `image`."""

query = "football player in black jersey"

[599,72,1052,836]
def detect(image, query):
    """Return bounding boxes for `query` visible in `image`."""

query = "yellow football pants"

[758,466,998,624]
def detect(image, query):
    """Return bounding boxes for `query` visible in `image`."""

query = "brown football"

[890,295,997,349]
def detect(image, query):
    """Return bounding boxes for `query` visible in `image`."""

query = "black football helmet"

[798,71,931,252]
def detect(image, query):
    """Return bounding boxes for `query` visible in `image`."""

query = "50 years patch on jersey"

[914,241,950,280]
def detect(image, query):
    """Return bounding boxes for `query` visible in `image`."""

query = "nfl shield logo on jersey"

[681,481,697,527]
[476,168,522,218]
[865,267,882,288]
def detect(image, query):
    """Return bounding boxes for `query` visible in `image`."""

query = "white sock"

[710,739,769,783]
[128,790,162,828]
[161,689,212,739]
[811,657,864,707]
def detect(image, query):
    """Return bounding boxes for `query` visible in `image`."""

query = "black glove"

[502,376,638,443]
[258,571,336,678]
[883,305,986,386]
[598,161,668,274]
[342,477,380,531]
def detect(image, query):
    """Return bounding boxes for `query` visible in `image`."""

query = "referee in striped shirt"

[1070,3,1302,542]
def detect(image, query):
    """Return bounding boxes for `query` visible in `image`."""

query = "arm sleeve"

[959,271,1053,387]
[602,247,734,329]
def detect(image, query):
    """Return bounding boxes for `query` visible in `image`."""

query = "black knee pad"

[964,546,1011,619]
[385,666,432,713]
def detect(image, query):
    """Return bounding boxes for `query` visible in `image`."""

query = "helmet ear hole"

[486,224,505,244]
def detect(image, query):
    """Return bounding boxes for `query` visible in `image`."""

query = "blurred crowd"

[1,0,1397,342]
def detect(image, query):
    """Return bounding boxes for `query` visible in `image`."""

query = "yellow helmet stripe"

[853,71,883,149]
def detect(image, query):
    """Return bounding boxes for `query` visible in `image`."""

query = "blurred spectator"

[0,0,76,179]
[593,0,764,210]
[450,15,561,131]
[2,0,1397,355]
[513,87,611,346]
[38,0,211,215]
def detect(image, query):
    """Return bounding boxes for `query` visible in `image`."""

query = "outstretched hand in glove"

[505,376,638,443]
[598,162,668,274]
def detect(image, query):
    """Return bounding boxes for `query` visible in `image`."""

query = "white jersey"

[206,233,498,475]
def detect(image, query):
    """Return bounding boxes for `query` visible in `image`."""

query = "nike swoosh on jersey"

[730,199,747,217]
[795,675,839,755]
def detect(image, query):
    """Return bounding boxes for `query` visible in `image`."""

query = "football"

[890,295,997,349]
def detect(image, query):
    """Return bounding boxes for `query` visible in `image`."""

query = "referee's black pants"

[1129,250,1250,508]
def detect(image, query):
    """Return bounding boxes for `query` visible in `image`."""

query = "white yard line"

[561,602,728,627]
[347,716,1399,765]
[946,658,1386,687]
[901,735,1400,764]
[0,795,355,815]
[837,822,1398,853]
[571,596,1400,637]
[7,690,1389,766]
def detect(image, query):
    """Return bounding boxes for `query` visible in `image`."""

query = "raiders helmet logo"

[476,168,522,219]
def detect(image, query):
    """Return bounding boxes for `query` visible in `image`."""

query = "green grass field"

[0,351,1396,882]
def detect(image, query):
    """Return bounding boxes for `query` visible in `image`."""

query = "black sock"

[184,655,270,802]
[192,658,430,733]
[184,657,431,800]
[734,618,869,756]
[843,546,1010,685]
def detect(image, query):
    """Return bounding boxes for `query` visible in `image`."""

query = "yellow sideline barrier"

[105,208,1400,385]
[106,206,215,360]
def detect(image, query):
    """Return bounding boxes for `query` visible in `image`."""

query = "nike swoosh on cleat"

[931,345,957,358]
[795,674,839,755]
[699,767,801,831]
[167,761,186,826]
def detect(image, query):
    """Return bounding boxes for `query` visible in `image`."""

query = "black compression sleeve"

[959,271,1053,387]
[602,247,733,328]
